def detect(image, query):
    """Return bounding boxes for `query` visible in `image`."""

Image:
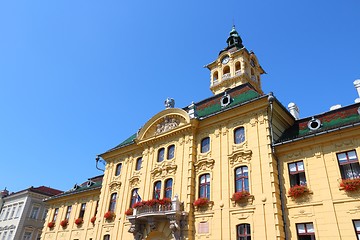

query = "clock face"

[221,56,229,64]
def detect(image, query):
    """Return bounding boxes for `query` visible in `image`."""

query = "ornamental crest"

[228,149,252,166]
[109,181,122,192]
[129,176,140,188]
[156,117,179,134]
[194,158,215,172]
[150,162,177,178]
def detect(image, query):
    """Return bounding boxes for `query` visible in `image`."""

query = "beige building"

[41,26,360,240]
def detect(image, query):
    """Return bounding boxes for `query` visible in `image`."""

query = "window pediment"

[194,158,215,172]
[109,181,122,192]
[150,161,177,179]
[228,149,252,167]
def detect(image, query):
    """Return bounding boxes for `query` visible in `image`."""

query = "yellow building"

[41,175,103,240]
[41,26,360,240]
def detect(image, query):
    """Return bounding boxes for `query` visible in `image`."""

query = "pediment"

[137,108,191,141]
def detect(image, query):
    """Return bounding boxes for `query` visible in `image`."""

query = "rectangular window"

[4,208,10,220]
[7,230,13,240]
[23,231,32,240]
[153,181,161,199]
[15,203,23,218]
[30,206,40,219]
[2,231,7,240]
[199,174,210,199]
[236,224,251,240]
[289,161,307,187]
[337,150,360,179]
[353,220,360,240]
[296,223,316,240]
[0,208,5,220]
[65,206,72,220]
[79,203,86,218]
[53,208,59,222]
[9,206,15,219]
[235,166,249,192]
[42,209,48,220]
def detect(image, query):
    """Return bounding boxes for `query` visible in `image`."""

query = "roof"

[105,83,262,153]
[276,103,360,145]
[4,186,63,198]
[44,175,103,201]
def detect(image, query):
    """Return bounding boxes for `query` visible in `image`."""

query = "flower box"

[104,211,115,221]
[90,216,96,224]
[231,191,250,202]
[145,199,159,207]
[74,217,83,225]
[60,219,68,228]
[132,201,144,209]
[288,185,310,199]
[193,198,209,207]
[340,178,360,192]
[47,221,55,229]
[158,198,171,206]
[125,208,133,216]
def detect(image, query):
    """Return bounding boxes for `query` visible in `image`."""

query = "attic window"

[73,184,79,191]
[87,181,94,187]
[221,92,232,107]
[308,117,321,131]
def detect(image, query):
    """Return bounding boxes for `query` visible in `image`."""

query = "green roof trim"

[114,133,137,149]
[277,103,360,143]
[197,90,260,118]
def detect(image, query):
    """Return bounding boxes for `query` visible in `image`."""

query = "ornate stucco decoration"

[347,205,360,214]
[137,108,192,143]
[194,158,215,172]
[150,161,177,179]
[156,117,180,134]
[291,209,314,219]
[129,176,140,189]
[228,149,252,167]
[109,181,122,192]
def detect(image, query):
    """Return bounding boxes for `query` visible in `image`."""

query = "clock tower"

[205,25,265,95]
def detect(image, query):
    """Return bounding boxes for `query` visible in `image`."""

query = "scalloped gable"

[137,108,191,141]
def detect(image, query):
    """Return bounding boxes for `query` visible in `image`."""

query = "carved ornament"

[228,149,252,166]
[291,209,314,219]
[109,181,121,192]
[194,158,215,172]
[129,176,140,189]
[150,162,177,178]
[156,117,180,134]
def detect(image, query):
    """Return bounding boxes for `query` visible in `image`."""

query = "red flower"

[132,201,144,209]
[158,198,171,205]
[60,219,68,227]
[90,216,96,224]
[47,221,55,228]
[74,218,83,225]
[340,178,360,192]
[104,211,115,220]
[125,208,133,216]
[193,198,209,207]
[231,191,250,202]
[145,199,159,206]
[288,185,310,198]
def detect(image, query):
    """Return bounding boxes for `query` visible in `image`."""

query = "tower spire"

[226,25,243,50]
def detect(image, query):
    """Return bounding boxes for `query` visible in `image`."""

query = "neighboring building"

[41,175,103,240]
[42,26,360,240]
[0,186,62,240]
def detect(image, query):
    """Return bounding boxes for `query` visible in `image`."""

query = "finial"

[164,97,175,109]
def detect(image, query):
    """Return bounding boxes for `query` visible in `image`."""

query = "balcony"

[126,195,187,240]
[235,70,242,76]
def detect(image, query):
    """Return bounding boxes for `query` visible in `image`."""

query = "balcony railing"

[235,70,242,76]
[131,196,184,217]
[222,73,231,79]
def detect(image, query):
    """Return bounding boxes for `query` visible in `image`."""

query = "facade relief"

[150,161,177,179]
[129,176,140,189]
[194,158,215,173]
[108,181,121,192]
[156,117,180,134]
[228,149,252,167]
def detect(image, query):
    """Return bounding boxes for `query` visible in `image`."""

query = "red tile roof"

[30,186,63,197]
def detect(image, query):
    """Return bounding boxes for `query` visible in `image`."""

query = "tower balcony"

[126,195,188,240]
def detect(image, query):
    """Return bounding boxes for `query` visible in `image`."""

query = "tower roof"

[220,25,244,55]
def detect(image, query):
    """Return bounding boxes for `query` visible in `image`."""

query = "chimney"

[1,188,9,198]
[353,79,360,103]
[288,102,300,120]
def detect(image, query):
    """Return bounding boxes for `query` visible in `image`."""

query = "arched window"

[201,137,210,153]
[109,193,117,212]
[223,66,230,75]
[213,71,218,82]
[234,127,245,144]
[157,148,165,162]
[104,234,110,240]
[235,166,249,192]
[164,179,173,199]
[115,163,122,176]
[251,68,255,76]
[135,158,142,171]
[153,181,162,199]
[199,174,210,199]
[235,61,241,71]
[130,188,139,208]
[167,145,175,160]
[236,224,251,240]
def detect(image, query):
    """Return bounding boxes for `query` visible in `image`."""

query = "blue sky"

[1,1,359,193]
